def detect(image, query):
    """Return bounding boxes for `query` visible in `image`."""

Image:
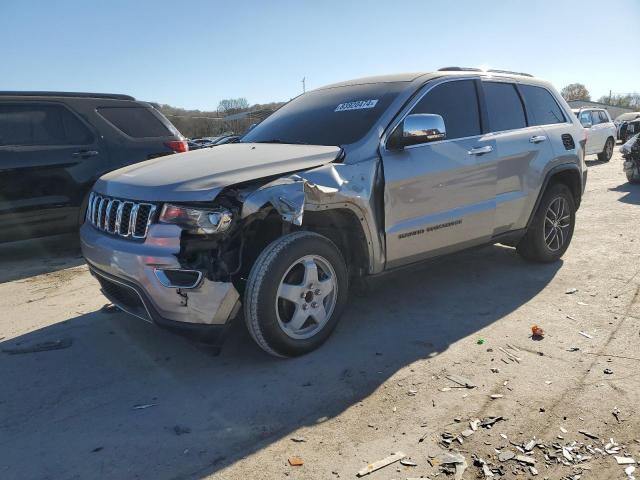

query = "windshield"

[241,82,407,146]
[616,113,640,122]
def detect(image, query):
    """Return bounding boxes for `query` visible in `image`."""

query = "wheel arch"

[527,164,583,228]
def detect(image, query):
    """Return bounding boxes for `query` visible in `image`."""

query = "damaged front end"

[82,149,385,349]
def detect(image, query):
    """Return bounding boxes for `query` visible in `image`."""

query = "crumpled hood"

[93,143,342,202]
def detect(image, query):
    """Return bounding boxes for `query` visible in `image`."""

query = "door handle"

[72,150,99,157]
[467,145,493,155]
[529,135,547,144]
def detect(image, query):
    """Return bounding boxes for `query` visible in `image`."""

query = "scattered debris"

[578,331,593,339]
[612,407,621,423]
[2,338,72,354]
[132,403,157,410]
[491,367,500,373]
[173,425,191,435]
[499,451,516,462]
[625,465,636,477]
[604,368,614,375]
[480,416,504,428]
[566,288,578,294]
[434,452,467,480]
[578,430,598,440]
[529,466,539,475]
[446,374,476,389]
[490,394,504,399]
[515,455,536,465]
[469,419,481,431]
[524,439,536,451]
[290,437,306,443]
[531,325,545,339]
[477,338,486,345]
[356,451,405,477]
[288,456,304,467]
[91,447,103,453]
[568,346,580,352]
[400,459,417,467]
[615,456,636,465]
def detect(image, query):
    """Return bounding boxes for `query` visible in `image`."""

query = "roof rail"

[0,91,136,101]
[437,67,482,72]
[437,67,533,77]
[486,69,533,77]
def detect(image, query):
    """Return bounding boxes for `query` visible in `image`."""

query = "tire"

[598,137,614,162]
[626,168,640,184]
[244,231,349,357]
[517,183,576,263]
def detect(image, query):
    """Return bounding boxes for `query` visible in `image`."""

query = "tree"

[597,93,640,109]
[217,97,249,113]
[561,83,591,102]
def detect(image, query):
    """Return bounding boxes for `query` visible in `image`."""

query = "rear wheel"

[517,183,575,263]
[598,137,614,162]
[244,231,348,357]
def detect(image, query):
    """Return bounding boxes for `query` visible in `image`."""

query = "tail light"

[165,140,189,153]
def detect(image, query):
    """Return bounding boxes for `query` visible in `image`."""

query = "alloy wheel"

[544,196,571,251]
[275,255,338,340]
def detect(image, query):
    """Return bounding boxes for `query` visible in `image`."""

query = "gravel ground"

[0,149,638,480]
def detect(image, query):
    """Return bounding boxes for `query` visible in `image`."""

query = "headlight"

[159,204,233,234]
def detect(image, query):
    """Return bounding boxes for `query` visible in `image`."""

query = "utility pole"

[609,89,612,105]
[301,77,306,94]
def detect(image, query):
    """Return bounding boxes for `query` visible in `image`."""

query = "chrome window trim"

[381,75,484,152]
[381,75,573,152]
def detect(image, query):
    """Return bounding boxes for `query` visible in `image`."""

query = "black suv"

[0,92,187,243]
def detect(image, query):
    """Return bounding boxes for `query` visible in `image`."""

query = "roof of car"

[0,91,135,101]
[318,68,547,91]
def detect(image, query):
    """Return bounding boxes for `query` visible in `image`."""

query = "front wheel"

[598,138,614,162]
[517,183,576,263]
[244,231,349,357]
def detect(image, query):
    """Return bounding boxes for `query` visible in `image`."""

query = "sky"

[1,0,638,111]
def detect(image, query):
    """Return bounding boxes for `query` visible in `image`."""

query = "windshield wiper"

[254,139,309,145]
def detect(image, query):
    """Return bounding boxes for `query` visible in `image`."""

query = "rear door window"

[519,85,566,125]
[410,79,481,139]
[97,106,171,138]
[579,111,593,127]
[0,104,93,147]
[598,111,610,123]
[483,82,527,132]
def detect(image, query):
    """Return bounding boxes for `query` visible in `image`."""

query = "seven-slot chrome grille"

[86,192,157,239]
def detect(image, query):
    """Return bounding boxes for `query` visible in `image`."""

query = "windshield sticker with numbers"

[334,99,379,112]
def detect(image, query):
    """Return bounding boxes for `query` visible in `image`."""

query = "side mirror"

[387,114,446,150]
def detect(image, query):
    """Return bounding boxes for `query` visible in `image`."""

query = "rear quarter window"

[97,106,171,138]
[520,85,566,126]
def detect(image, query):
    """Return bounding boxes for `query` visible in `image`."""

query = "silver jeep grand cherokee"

[81,68,587,357]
